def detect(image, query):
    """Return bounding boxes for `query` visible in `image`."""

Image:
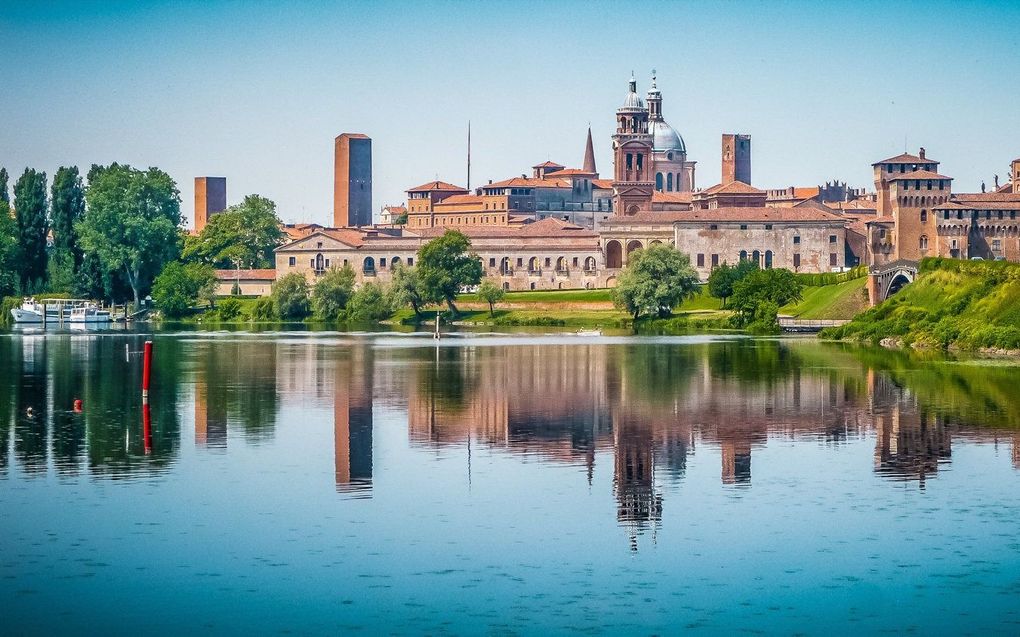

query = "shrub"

[345,283,393,321]
[272,272,311,320]
[250,297,276,321]
[216,298,242,321]
[311,266,356,321]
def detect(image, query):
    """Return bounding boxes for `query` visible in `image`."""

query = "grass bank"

[822,258,1020,351]
[780,277,868,320]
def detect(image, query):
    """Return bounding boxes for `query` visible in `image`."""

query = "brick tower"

[334,133,373,227]
[721,134,751,184]
[194,177,226,233]
[612,74,654,215]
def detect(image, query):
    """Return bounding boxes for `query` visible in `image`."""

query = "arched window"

[764,250,773,269]
[739,250,748,261]
[606,241,623,269]
[667,173,673,192]
[363,256,375,273]
[752,250,761,265]
[626,240,643,255]
[655,173,663,191]
[528,256,540,273]
[920,235,929,251]
[920,209,927,223]
[556,256,567,272]
[314,253,325,272]
[584,256,596,271]
[500,257,511,275]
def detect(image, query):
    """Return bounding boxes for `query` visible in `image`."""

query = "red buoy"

[73,399,83,413]
[142,340,153,402]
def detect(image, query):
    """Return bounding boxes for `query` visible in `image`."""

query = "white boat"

[10,298,49,324]
[68,304,112,324]
[575,328,602,337]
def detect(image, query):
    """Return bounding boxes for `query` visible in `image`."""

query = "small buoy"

[73,399,83,413]
[26,407,35,418]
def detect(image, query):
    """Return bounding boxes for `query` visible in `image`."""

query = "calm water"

[2,331,1020,635]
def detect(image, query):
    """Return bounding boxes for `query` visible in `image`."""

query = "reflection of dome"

[650,120,686,153]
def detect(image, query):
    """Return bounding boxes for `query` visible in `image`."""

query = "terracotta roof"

[406,180,468,193]
[700,181,767,196]
[953,192,1020,203]
[794,187,820,199]
[791,198,836,212]
[434,194,484,206]
[592,179,613,189]
[935,199,1020,211]
[416,217,596,239]
[532,161,564,169]
[651,191,693,203]
[886,170,953,181]
[215,269,276,281]
[482,177,571,189]
[382,205,407,213]
[670,206,845,223]
[602,212,694,224]
[547,168,597,177]
[872,152,938,166]
[833,199,878,211]
[995,182,1014,193]
[281,223,325,240]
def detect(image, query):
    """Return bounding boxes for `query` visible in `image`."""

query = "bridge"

[867,259,919,305]
[778,318,850,333]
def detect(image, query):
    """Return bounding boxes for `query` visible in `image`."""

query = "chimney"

[919,147,926,159]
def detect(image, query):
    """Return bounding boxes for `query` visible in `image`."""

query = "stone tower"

[612,74,654,215]
[722,134,751,185]
[1012,158,1020,193]
[334,133,373,227]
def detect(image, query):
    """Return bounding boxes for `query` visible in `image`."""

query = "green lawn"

[781,278,868,320]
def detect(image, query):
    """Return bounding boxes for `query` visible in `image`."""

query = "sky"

[1,0,1019,227]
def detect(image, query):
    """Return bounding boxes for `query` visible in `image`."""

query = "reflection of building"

[873,398,951,485]
[194,376,226,448]
[720,440,752,485]
[613,416,662,550]
[334,348,374,494]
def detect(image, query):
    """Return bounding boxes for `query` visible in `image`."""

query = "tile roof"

[434,194,485,206]
[547,168,597,177]
[935,199,1020,211]
[482,177,571,189]
[953,192,1020,203]
[532,161,565,169]
[651,191,693,203]
[670,206,845,223]
[416,217,596,239]
[872,152,938,165]
[592,179,614,189]
[794,187,820,199]
[886,170,953,181]
[382,205,407,213]
[215,269,276,280]
[406,180,468,193]
[700,181,767,195]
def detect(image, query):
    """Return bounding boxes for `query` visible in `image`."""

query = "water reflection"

[1,334,1019,525]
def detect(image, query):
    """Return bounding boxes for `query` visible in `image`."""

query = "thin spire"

[582,125,597,175]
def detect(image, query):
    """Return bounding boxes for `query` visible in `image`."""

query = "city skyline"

[2,1,1019,226]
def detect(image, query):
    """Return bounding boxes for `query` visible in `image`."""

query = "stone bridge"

[866,259,919,306]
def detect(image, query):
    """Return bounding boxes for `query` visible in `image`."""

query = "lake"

[2,330,1020,635]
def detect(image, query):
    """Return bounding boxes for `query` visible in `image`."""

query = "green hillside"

[781,277,868,319]
[823,258,1020,351]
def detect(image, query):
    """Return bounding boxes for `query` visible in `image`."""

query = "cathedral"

[612,72,697,215]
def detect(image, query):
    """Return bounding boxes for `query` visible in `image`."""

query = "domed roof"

[650,120,685,153]
[620,74,644,110]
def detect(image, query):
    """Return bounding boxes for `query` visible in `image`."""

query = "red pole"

[142,340,153,402]
[142,403,152,455]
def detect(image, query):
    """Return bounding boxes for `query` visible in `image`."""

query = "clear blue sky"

[2,0,1018,226]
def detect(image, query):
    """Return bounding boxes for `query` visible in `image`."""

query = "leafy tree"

[311,265,356,321]
[47,249,76,294]
[78,164,182,308]
[151,261,216,318]
[0,196,17,296]
[394,212,408,225]
[182,194,282,268]
[477,279,505,317]
[417,230,483,316]
[0,167,9,203]
[707,259,758,308]
[729,268,804,328]
[13,168,49,288]
[611,243,699,319]
[216,297,242,321]
[272,272,311,320]
[345,282,393,321]
[389,264,433,319]
[250,297,276,321]
[50,166,85,270]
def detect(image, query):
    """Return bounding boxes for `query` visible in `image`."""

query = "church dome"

[620,74,644,110]
[650,120,685,153]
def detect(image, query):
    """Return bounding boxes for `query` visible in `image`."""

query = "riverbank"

[822,258,1020,352]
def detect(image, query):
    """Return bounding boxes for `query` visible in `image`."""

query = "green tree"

[272,272,311,320]
[707,259,758,308]
[311,265,356,321]
[182,194,283,268]
[13,168,49,289]
[389,265,433,319]
[46,249,76,294]
[0,167,9,203]
[417,230,483,316]
[477,278,505,317]
[50,166,85,270]
[0,196,17,296]
[151,261,216,318]
[729,268,804,328]
[345,282,393,321]
[612,243,700,319]
[77,164,182,308]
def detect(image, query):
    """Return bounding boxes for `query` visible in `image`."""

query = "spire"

[582,126,597,174]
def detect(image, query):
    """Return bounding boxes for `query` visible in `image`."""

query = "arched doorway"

[363,256,375,273]
[626,240,643,256]
[606,241,623,269]
[391,256,402,270]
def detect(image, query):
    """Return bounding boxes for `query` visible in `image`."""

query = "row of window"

[942,209,1019,221]
[900,180,947,190]
[693,250,839,269]
[654,172,684,192]
[486,256,597,273]
[885,163,936,173]
[293,254,415,272]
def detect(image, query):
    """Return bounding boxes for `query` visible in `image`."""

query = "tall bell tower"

[612,73,654,215]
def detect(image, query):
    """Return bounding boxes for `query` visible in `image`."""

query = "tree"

[0,196,17,296]
[272,272,311,320]
[345,282,393,321]
[707,259,758,308]
[611,243,700,319]
[152,261,216,318]
[0,167,9,203]
[729,268,804,328]
[13,168,49,289]
[311,265,356,321]
[477,279,505,317]
[50,166,85,269]
[77,164,182,308]
[389,265,434,319]
[47,249,76,294]
[417,230,483,316]
[182,194,283,268]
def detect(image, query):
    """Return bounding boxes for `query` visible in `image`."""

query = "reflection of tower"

[194,371,226,448]
[1012,433,1020,470]
[720,440,752,485]
[874,400,950,485]
[335,347,373,494]
[613,415,662,550]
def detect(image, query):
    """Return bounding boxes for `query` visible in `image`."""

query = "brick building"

[334,133,372,227]
[194,176,227,233]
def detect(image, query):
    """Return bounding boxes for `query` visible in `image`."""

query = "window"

[572,257,579,267]
[793,235,801,244]
[829,253,838,266]
[829,235,837,243]
[764,224,773,230]
[711,254,719,267]
[920,235,929,251]
[317,242,323,249]
[793,254,801,268]
[739,250,748,261]
[710,224,718,230]
[544,257,551,267]
[489,258,496,267]
[517,258,523,267]
[325,259,330,268]
[920,209,927,223]
[379,258,386,268]
[697,253,705,267]
[288,256,296,266]
[407,258,413,266]
[740,224,748,230]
